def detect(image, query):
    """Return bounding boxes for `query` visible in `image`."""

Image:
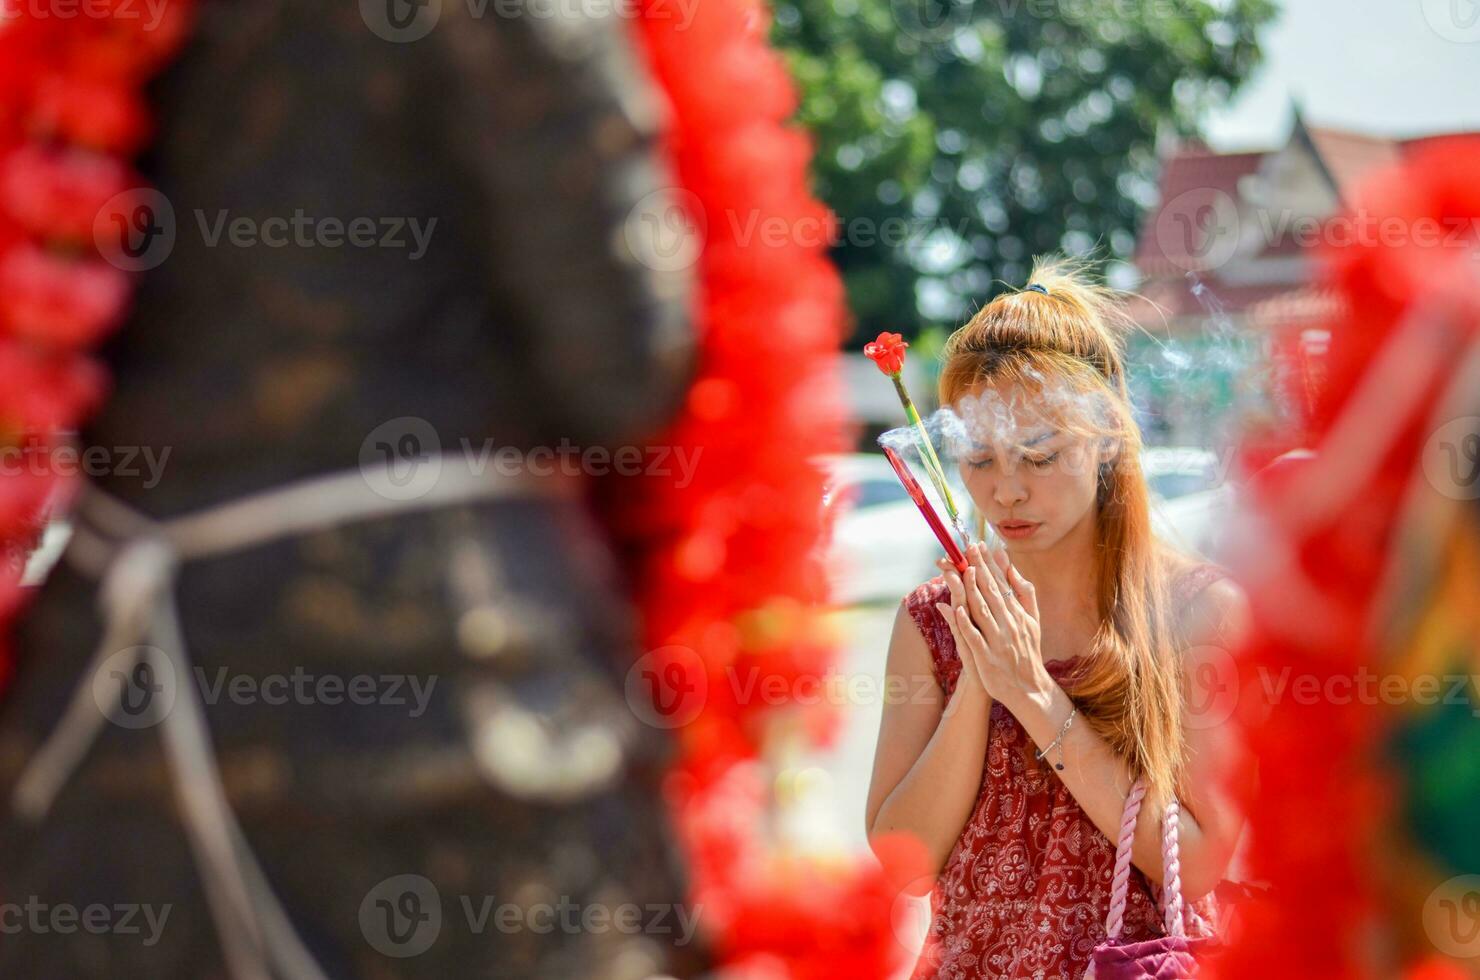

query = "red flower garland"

[1221,137,1480,979]
[0,0,198,684]
[606,0,924,974]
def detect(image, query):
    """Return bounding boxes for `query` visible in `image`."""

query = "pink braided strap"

[1161,798,1186,939]
[1102,777,1191,940]
[1103,776,1146,938]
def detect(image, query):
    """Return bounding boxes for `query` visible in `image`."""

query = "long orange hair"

[939,256,1186,804]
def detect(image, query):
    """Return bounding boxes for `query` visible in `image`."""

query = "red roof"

[1132,149,1263,275]
[1132,122,1479,333]
[1304,127,1403,194]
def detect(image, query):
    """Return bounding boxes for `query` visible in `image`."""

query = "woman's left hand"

[937,542,1052,715]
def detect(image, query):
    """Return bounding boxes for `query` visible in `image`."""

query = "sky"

[1202,0,1480,150]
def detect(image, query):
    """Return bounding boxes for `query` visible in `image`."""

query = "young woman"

[865,258,1250,979]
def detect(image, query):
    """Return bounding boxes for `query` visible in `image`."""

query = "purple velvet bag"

[1084,777,1216,980]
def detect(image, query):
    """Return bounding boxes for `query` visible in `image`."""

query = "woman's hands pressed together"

[933,542,1058,719]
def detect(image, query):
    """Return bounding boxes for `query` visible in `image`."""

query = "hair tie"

[1025,283,1048,295]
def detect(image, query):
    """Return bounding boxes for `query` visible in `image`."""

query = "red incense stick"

[882,445,969,573]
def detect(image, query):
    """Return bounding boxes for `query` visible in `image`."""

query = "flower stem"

[890,374,965,541]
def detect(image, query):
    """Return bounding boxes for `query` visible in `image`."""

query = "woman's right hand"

[933,555,997,709]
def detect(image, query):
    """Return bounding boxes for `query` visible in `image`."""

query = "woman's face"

[954,382,1109,553]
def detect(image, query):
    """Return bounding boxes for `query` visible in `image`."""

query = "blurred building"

[1131,110,1480,336]
[1125,112,1480,446]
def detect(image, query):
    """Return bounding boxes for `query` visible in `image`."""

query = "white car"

[820,447,1238,605]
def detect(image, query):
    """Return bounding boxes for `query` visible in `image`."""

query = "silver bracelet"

[1034,706,1077,772]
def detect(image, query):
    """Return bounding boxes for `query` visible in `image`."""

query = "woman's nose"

[992,475,1027,507]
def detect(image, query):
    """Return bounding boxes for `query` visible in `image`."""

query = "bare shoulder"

[1155,543,1247,647]
[886,587,941,690]
[1179,574,1250,650]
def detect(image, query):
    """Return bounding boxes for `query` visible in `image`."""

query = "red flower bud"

[0,144,134,244]
[862,331,908,376]
[0,245,131,350]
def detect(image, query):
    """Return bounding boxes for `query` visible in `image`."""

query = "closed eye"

[967,457,994,470]
[1027,451,1060,470]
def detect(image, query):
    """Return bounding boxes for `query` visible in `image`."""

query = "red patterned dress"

[902,563,1226,980]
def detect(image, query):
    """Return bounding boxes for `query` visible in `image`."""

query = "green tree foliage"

[770,0,1275,344]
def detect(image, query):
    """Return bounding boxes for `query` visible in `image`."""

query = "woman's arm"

[940,543,1251,900]
[864,597,992,874]
[1014,577,1252,899]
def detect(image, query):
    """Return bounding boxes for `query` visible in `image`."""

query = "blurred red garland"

[0,0,197,685]
[605,0,923,975]
[1225,136,1480,979]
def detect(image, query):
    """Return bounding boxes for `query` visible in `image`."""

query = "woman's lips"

[996,521,1041,540]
